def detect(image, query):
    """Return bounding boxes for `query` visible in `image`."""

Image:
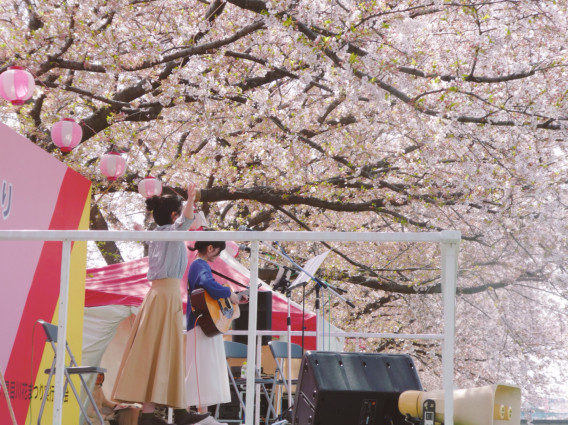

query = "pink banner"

[0,122,91,423]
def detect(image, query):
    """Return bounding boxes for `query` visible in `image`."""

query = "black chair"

[221,340,277,424]
[266,340,303,423]
[37,320,107,425]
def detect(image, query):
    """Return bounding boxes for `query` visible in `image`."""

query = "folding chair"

[37,320,107,425]
[221,340,277,424]
[266,341,303,423]
[1,367,17,425]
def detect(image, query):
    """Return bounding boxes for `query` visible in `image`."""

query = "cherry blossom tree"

[1,0,567,405]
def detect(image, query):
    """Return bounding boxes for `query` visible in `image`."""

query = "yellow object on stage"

[398,384,521,425]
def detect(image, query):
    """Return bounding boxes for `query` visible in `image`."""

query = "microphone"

[272,267,291,293]
[238,244,251,252]
[238,225,254,231]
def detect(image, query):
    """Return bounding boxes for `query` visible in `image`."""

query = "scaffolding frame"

[0,229,460,425]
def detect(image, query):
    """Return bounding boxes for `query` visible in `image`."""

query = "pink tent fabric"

[86,257,152,308]
[85,249,317,349]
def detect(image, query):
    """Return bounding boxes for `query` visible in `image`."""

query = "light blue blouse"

[147,215,194,281]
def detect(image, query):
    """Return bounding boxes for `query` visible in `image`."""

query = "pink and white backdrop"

[0,122,91,424]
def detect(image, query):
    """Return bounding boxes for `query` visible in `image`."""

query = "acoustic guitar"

[190,287,251,337]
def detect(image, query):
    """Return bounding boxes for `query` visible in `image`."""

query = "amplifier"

[291,351,423,425]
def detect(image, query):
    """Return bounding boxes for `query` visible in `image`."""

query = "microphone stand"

[265,241,355,414]
[245,237,355,413]
[270,266,296,416]
[271,266,294,346]
[268,241,356,330]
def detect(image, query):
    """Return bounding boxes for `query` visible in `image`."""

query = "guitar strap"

[187,266,249,295]
[211,269,249,289]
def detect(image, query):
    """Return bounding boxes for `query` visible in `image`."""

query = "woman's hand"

[182,181,197,220]
[187,181,197,202]
[229,293,240,304]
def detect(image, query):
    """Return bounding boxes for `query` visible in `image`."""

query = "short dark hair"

[188,240,226,254]
[145,195,183,226]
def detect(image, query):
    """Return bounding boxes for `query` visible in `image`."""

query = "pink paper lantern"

[225,240,239,258]
[0,66,35,105]
[99,152,126,181]
[138,176,162,198]
[51,118,83,152]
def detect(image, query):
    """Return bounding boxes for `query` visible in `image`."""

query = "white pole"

[287,295,293,408]
[255,335,262,425]
[0,229,462,243]
[53,239,72,425]
[244,241,259,425]
[440,231,460,425]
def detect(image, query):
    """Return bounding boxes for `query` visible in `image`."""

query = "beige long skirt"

[111,278,186,408]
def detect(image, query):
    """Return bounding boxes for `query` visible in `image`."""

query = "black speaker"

[233,291,272,344]
[291,351,423,425]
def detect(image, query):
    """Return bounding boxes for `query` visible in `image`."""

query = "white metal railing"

[0,229,460,425]
[228,329,445,339]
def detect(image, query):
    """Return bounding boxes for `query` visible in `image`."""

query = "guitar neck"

[236,283,261,301]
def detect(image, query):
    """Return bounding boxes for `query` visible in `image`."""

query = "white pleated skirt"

[185,326,231,408]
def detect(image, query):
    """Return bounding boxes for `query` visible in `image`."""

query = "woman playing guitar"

[184,241,248,425]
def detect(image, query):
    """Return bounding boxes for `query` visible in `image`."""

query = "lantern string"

[0,35,49,91]
[0,22,197,193]
[0,33,103,147]
[0,35,23,73]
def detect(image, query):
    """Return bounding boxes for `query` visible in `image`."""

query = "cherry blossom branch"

[121,20,266,71]
[41,81,132,108]
[228,0,565,130]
